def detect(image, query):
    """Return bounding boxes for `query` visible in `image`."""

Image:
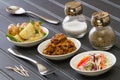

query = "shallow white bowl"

[37,37,81,60]
[7,26,49,47]
[70,51,116,76]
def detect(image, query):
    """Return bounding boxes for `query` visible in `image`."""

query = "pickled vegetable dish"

[77,53,110,71]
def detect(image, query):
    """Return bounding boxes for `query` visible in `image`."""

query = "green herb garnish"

[39,21,43,25]
[43,32,46,36]
[35,29,39,34]
[6,34,20,42]
[30,19,34,25]
[20,27,24,31]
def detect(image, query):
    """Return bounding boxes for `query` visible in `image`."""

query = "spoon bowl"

[6,6,25,14]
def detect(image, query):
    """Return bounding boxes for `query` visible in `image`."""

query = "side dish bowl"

[37,37,81,60]
[7,26,49,47]
[70,51,116,76]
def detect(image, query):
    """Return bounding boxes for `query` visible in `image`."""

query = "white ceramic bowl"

[37,37,81,60]
[7,27,49,47]
[70,51,116,76]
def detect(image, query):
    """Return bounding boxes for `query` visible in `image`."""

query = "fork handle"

[8,48,48,75]
[8,48,38,64]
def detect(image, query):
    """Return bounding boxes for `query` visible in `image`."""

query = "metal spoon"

[6,6,60,24]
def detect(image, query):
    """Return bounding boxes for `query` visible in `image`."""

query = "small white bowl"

[37,37,81,60]
[7,26,49,47]
[70,51,116,76]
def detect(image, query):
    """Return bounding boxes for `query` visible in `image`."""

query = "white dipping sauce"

[63,20,87,38]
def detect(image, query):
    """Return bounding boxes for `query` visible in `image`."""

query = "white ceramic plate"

[7,26,49,47]
[70,51,116,76]
[37,37,81,60]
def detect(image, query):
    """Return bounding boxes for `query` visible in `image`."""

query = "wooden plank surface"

[0,0,120,80]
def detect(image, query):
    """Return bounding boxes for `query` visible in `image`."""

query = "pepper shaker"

[89,11,115,50]
[62,1,87,38]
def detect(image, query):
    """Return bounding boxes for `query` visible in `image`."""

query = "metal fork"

[8,48,55,75]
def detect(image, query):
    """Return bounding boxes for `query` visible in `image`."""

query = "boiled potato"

[14,34,23,42]
[25,34,42,42]
[19,23,35,39]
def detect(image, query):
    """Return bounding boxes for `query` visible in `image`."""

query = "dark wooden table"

[0,0,120,80]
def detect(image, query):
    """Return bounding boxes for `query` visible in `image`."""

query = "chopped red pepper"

[100,54,105,69]
[77,55,91,68]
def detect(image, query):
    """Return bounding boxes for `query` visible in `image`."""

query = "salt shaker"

[62,1,87,38]
[89,11,115,50]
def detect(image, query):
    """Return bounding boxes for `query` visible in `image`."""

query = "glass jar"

[62,1,87,38]
[89,11,115,50]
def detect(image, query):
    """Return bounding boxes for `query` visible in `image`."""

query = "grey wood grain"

[0,0,120,80]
